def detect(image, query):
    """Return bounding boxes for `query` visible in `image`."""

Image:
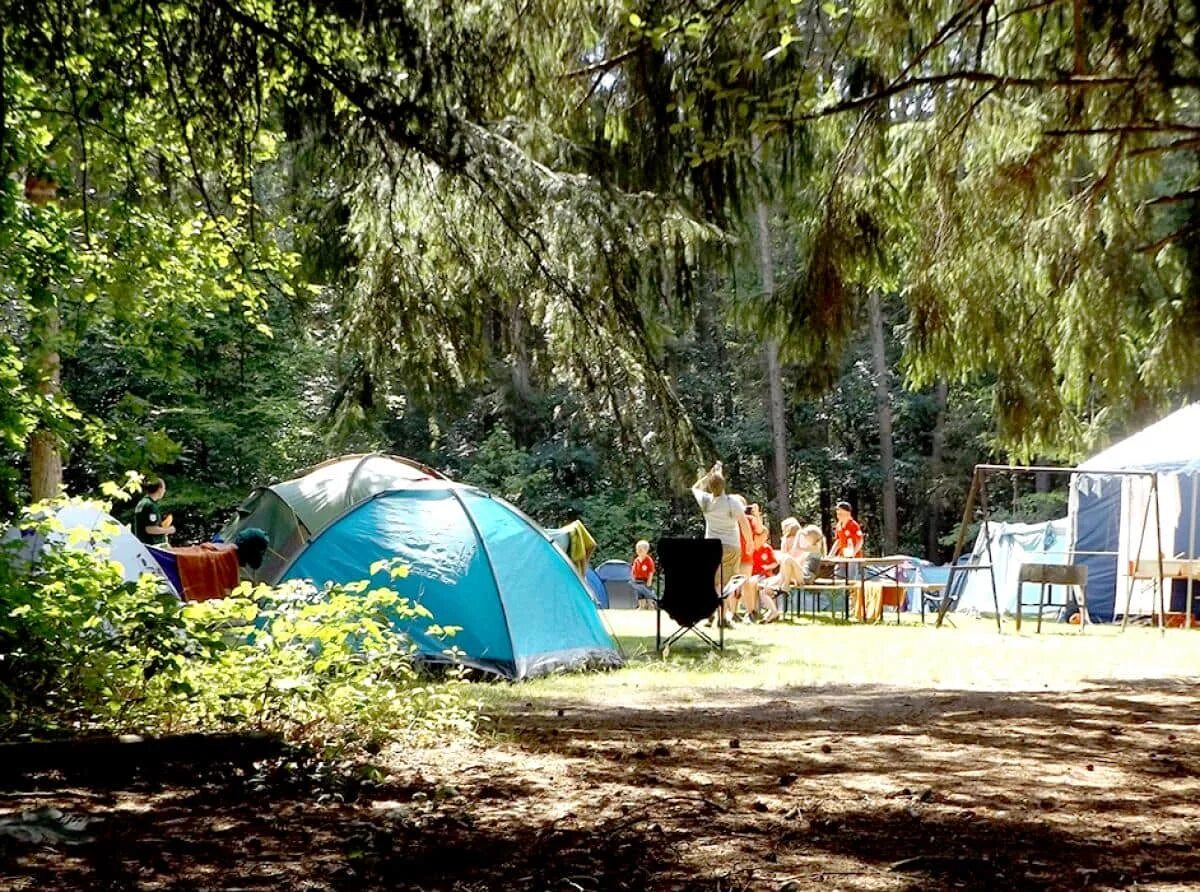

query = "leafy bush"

[177,578,476,750]
[0,499,477,750]
[0,508,192,732]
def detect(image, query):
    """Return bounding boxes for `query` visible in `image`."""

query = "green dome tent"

[221,454,445,583]
[222,456,622,679]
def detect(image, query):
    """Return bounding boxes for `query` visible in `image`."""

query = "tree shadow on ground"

[4,682,1199,890]
[0,732,684,891]
[496,679,1200,889]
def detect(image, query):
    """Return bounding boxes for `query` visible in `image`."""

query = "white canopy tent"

[1068,403,1200,622]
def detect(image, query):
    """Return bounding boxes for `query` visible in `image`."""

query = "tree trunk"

[509,306,532,407]
[28,292,62,502]
[867,290,897,554]
[752,174,792,531]
[819,400,833,544]
[504,304,538,447]
[926,379,948,561]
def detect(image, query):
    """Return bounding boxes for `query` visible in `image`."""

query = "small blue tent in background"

[595,560,638,609]
[585,566,608,608]
[280,479,622,680]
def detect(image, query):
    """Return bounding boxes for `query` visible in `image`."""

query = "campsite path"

[5,677,1200,890]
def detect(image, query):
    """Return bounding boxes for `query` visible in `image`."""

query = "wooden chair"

[1015,563,1089,633]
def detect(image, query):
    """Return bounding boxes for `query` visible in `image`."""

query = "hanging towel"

[170,543,240,602]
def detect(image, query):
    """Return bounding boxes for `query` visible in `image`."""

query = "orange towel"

[170,543,240,602]
[850,581,888,622]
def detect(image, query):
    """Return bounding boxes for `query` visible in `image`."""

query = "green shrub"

[0,499,477,750]
[0,509,191,732]
[177,579,477,750]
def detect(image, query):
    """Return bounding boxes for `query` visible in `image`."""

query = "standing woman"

[691,462,749,612]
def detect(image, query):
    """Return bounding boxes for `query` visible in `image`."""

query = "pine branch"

[1129,136,1200,157]
[562,46,642,79]
[1136,222,1200,254]
[1144,189,1200,206]
[206,0,460,171]
[802,71,1182,120]
[1045,123,1200,136]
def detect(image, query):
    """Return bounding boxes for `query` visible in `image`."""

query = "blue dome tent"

[221,453,444,584]
[279,479,622,680]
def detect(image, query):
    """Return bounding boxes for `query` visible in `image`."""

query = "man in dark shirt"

[133,478,175,545]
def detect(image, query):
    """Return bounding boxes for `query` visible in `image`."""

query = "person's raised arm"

[692,467,713,508]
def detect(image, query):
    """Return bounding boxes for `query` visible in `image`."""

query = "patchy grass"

[479,609,1200,711]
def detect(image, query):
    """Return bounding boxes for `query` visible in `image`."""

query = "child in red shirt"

[830,501,864,558]
[752,540,779,577]
[631,539,656,608]
[736,508,781,622]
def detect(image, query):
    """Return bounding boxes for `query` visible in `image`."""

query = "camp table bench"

[827,556,919,624]
[784,581,855,620]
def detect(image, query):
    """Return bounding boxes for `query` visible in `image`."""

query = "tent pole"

[1153,474,1166,635]
[937,466,981,628]
[979,473,1002,633]
[1187,475,1197,630]
[1122,474,1154,631]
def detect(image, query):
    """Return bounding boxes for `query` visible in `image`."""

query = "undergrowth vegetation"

[0,498,478,752]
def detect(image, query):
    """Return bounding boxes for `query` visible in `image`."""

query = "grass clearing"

[480,610,1200,712]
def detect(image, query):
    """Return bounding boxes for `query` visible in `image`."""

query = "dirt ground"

[4,632,1200,890]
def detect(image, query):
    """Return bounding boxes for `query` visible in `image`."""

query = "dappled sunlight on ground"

[5,612,1200,889]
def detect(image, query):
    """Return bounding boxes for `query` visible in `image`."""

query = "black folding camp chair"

[655,537,725,654]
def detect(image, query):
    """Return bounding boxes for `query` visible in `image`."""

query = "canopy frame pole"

[937,467,980,628]
[1153,474,1166,636]
[1188,478,1198,629]
[979,478,1002,633]
[1122,476,1155,631]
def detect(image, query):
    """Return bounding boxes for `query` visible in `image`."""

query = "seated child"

[798,525,826,580]
[731,510,781,623]
[631,539,656,609]
[762,521,825,591]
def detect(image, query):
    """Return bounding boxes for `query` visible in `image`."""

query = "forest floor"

[5,613,1200,891]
